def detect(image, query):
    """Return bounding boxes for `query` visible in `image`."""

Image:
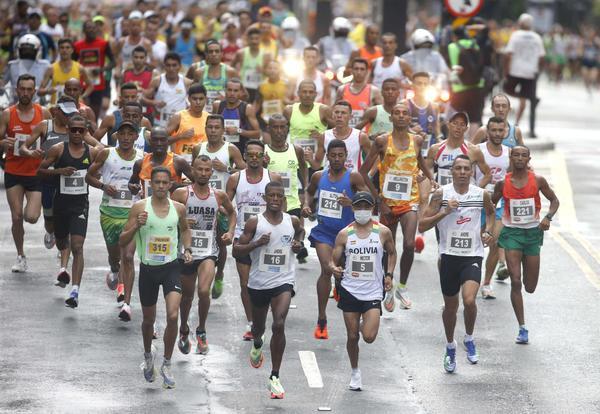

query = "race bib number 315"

[147,236,172,262]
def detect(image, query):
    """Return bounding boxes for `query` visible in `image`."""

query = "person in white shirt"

[145,22,167,69]
[503,13,545,138]
[40,7,64,43]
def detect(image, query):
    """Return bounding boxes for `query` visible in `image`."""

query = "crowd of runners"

[0,0,564,399]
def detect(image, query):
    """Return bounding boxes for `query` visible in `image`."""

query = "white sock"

[352,368,360,375]
[59,267,66,273]
[520,324,527,330]
[464,334,474,342]
[72,285,79,293]
[163,358,171,366]
[446,341,457,349]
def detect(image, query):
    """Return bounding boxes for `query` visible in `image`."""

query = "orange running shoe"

[314,324,329,340]
[414,235,425,253]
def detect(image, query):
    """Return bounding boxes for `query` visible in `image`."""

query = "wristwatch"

[184,247,193,255]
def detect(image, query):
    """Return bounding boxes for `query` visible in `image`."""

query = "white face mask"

[354,209,372,224]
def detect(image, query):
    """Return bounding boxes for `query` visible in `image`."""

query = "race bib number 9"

[60,169,88,195]
[509,198,536,224]
[318,189,342,219]
[350,254,375,280]
[190,229,213,257]
[446,230,475,256]
[258,247,290,273]
[382,173,412,201]
[147,236,172,262]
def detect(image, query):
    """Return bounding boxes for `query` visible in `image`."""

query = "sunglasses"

[246,152,264,158]
[70,127,86,134]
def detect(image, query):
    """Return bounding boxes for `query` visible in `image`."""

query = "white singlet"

[184,185,220,259]
[234,168,271,238]
[100,147,144,209]
[155,74,187,127]
[372,56,405,89]
[476,142,510,193]
[323,128,362,171]
[199,141,231,191]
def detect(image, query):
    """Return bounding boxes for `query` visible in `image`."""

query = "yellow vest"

[172,109,209,162]
[51,61,82,104]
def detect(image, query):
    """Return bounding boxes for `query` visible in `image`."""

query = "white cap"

[144,10,158,19]
[129,10,143,20]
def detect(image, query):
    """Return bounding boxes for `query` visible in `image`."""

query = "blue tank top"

[408,99,437,147]
[174,35,196,67]
[315,169,355,234]
[502,123,517,148]
[108,110,123,147]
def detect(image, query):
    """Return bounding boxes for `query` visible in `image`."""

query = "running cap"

[92,15,105,23]
[144,10,158,19]
[449,111,470,124]
[129,10,143,20]
[117,121,139,132]
[258,6,272,16]
[58,101,79,114]
[352,192,375,206]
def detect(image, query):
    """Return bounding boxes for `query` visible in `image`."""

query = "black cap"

[352,191,375,206]
[117,121,139,132]
[449,111,469,124]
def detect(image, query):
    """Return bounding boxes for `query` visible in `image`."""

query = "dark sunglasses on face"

[70,127,86,134]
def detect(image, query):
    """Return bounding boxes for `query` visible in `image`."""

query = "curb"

[524,139,555,152]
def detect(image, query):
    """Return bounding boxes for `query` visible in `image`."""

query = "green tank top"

[241,47,263,89]
[265,144,300,210]
[370,105,393,136]
[136,198,179,266]
[447,39,485,93]
[289,102,327,150]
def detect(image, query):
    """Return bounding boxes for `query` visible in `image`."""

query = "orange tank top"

[378,134,420,210]
[342,83,371,128]
[140,152,181,196]
[359,46,383,68]
[5,104,44,176]
[502,171,542,229]
[172,110,208,162]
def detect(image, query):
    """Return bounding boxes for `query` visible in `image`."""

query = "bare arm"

[355,106,377,132]
[358,135,384,197]
[176,202,192,253]
[232,217,262,258]
[418,189,449,233]
[471,126,486,145]
[241,104,261,139]
[229,145,247,171]
[537,175,559,231]
[330,229,348,278]
[470,146,491,188]
[93,114,115,142]
[118,201,144,246]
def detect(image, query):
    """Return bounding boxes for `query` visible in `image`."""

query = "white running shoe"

[329,277,335,298]
[44,232,56,249]
[383,289,396,312]
[11,256,27,273]
[481,285,496,299]
[143,346,157,383]
[394,286,412,309]
[349,369,362,391]
[160,362,176,389]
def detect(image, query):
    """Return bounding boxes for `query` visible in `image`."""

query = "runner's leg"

[398,211,417,285]
[70,234,85,287]
[315,242,334,321]
[505,249,525,325]
[197,259,217,332]
[342,312,361,368]
[122,241,136,304]
[164,291,182,360]
[269,290,292,374]
[236,261,253,323]
[462,281,479,336]
[141,305,157,353]
[7,185,26,256]
[442,294,460,343]
[360,308,381,344]
[522,255,541,294]
[179,270,197,335]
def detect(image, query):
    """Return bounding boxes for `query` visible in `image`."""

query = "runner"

[62,78,98,131]
[315,100,370,172]
[190,114,245,298]
[232,27,270,102]
[476,117,511,299]
[336,59,381,128]
[345,24,383,71]
[94,83,152,146]
[226,140,281,340]
[302,139,368,339]
[330,191,396,390]
[37,115,98,308]
[292,46,331,105]
[122,46,155,120]
[85,121,144,320]
[144,52,192,128]
[113,11,152,82]
[119,166,193,389]
[419,154,496,373]
[188,40,237,112]
[168,19,197,69]
[0,74,50,272]
[118,102,150,153]
[264,114,309,262]
[233,181,304,399]
[471,94,525,148]
[370,33,413,90]
[359,101,435,311]
[355,78,400,139]
[492,146,560,344]
[256,60,290,125]
[171,155,237,355]
[166,83,209,163]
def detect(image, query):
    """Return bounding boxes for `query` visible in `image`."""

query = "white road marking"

[298,350,324,388]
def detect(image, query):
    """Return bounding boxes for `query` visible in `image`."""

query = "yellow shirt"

[172,109,209,162]
[51,61,82,104]
[259,79,287,121]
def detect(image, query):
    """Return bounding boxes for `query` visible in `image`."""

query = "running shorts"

[100,213,128,246]
[4,172,42,192]
[308,225,337,247]
[180,256,217,275]
[439,254,482,297]
[503,75,536,100]
[498,226,544,256]
[337,285,382,315]
[233,238,251,265]
[379,204,418,226]
[54,205,89,239]
[138,260,182,307]
[248,283,295,307]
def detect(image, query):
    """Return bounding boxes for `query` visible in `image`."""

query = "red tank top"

[502,171,541,228]
[5,104,44,176]
[123,68,153,90]
[359,46,383,69]
[342,83,371,111]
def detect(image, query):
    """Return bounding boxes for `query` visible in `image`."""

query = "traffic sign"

[444,0,483,18]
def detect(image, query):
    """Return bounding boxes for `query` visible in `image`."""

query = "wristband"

[384,272,393,278]
[184,247,193,255]
[544,215,553,221]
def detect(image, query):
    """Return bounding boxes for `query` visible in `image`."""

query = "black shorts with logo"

[139,260,182,307]
[248,283,295,307]
[4,172,42,192]
[53,202,89,239]
[337,285,383,315]
[439,254,482,297]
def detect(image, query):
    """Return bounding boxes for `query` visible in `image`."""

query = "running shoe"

[329,280,335,299]
[11,256,27,273]
[414,235,425,253]
[178,330,191,354]
[119,303,132,322]
[243,324,253,341]
[143,347,157,383]
[153,323,159,340]
[269,376,285,399]
[496,262,510,281]
[211,279,223,299]
[55,268,71,288]
[383,289,396,312]
[349,369,362,391]
[116,283,125,305]
[296,247,308,264]
[395,286,412,309]
[196,332,209,355]
[463,338,479,364]
[105,271,118,291]
[250,337,264,368]
[313,323,329,340]
[481,285,496,299]
[444,346,457,373]
[44,232,56,249]
[65,290,79,308]
[516,327,529,344]
[160,362,176,389]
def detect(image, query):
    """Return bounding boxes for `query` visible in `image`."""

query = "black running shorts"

[337,285,382,315]
[248,283,295,308]
[4,172,42,192]
[139,260,182,307]
[180,256,217,276]
[439,254,482,297]
[53,204,89,239]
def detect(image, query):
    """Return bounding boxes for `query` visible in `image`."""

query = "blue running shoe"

[444,346,456,373]
[463,339,479,364]
[65,290,78,308]
[516,327,529,344]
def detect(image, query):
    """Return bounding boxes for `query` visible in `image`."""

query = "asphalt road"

[1,78,599,414]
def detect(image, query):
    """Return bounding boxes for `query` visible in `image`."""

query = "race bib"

[146,235,172,262]
[208,171,227,190]
[241,204,265,223]
[243,70,262,89]
[160,110,175,125]
[349,109,364,129]
[318,189,342,219]
[13,133,38,156]
[437,168,452,186]
[349,254,375,280]
[88,65,102,86]
[446,230,475,256]
[60,169,88,195]
[421,134,432,158]
[258,246,290,273]
[190,229,213,257]
[294,138,317,153]
[54,84,65,101]
[206,90,220,112]
[143,179,153,198]
[509,198,536,224]
[279,171,291,195]
[224,119,240,143]
[108,184,134,208]
[382,173,412,201]
[262,100,282,121]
